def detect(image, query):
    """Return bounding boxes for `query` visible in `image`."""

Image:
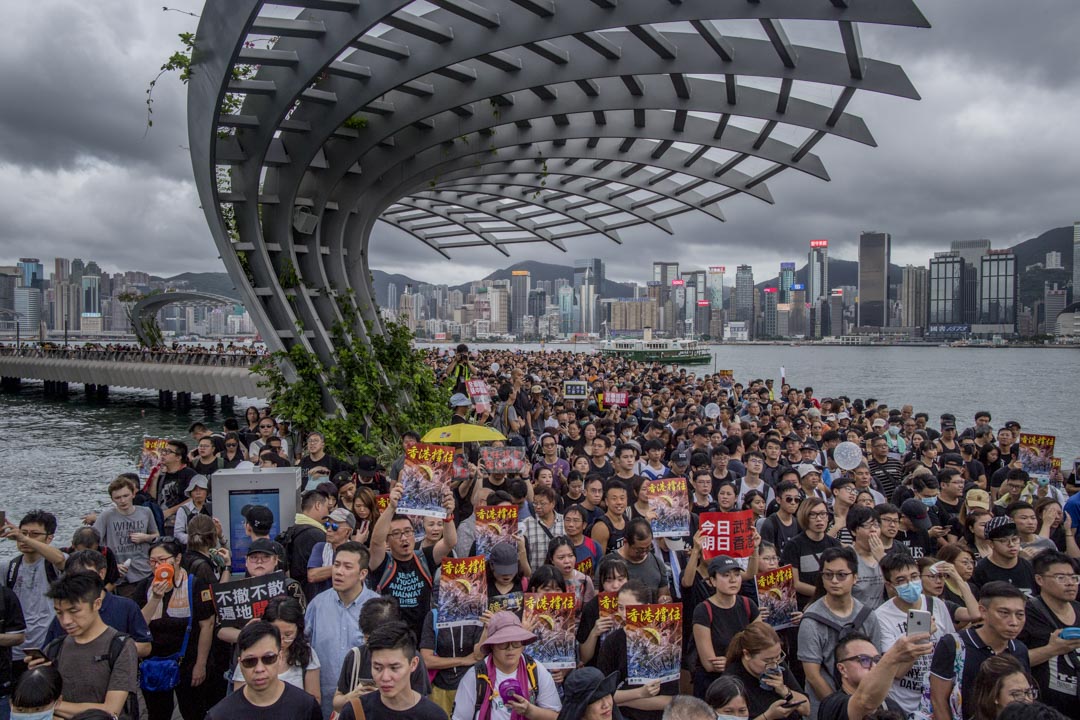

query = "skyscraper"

[14,286,42,337]
[574,259,604,333]
[707,266,725,311]
[975,250,1017,335]
[17,258,44,290]
[807,240,829,304]
[652,262,679,286]
[779,263,796,303]
[734,265,754,323]
[557,285,575,335]
[387,282,398,308]
[857,231,891,328]
[928,253,965,330]
[1074,222,1080,301]
[1044,283,1067,335]
[763,288,778,337]
[509,270,530,334]
[53,258,71,283]
[900,265,928,330]
[950,239,991,325]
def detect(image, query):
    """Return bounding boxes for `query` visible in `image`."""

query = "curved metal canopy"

[130,291,239,346]
[188,0,929,397]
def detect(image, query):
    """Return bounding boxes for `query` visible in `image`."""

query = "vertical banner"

[643,477,691,538]
[698,510,756,560]
[397,443,454,518]
[437,556,487,628]
[1017,433,1056,484]
[139,437,169,482]
[523,593,577,670]
[625,603,682,684]
[466,379,492,415]
[755,565,797,630]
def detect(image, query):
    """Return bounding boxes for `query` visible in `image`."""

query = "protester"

[1,510,66,674]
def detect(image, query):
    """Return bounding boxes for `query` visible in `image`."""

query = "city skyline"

[0,2,1078,285]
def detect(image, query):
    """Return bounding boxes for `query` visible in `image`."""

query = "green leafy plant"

[278,258,300,289]
[343,115,368,131]
[145,31,195,131]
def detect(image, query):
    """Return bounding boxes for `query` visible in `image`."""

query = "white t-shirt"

[873,595,955,715]
[233,646,321,691]
[451,661,561,720]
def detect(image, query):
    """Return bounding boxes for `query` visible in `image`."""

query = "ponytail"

[724,622,781,668]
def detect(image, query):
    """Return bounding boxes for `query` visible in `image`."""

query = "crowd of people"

[1,343,1079,720]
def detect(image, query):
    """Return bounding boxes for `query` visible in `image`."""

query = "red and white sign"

[671,279,685,286]
[708,266,726,273]
[697,300,709,306]
[763,287,778,294]
[698,510,756,560]
[605,391,629,407]
[810,239,829,248]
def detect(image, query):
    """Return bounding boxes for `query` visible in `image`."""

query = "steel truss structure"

[189,0,928,398]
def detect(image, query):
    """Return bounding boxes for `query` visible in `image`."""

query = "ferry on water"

[597,328,712,365]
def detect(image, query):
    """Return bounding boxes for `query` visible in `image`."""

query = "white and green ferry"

[597,329,712,365]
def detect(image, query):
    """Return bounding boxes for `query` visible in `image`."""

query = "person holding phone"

[872,553,955,716]
[818,630,934,720]
[720,622,809,720]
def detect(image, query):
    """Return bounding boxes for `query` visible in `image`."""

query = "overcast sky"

[1,1,1077,286]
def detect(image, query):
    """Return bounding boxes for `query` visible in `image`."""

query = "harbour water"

[1,344,1077,560]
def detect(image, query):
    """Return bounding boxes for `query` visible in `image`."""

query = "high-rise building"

[17,258,44,290]
[928,253,965,331]
[81,274,101,315]
[527,289,547,319]
[387,282,398,308]
[975,250,1017,335]
[607,298,659,332]
[807,240,829,302]
[951,239,991,324]
[1045,251,1063,270]
[574,259,603,333]
[14,286,42,337]
[788,286,807,337]
[509,270,530,334]
[857,231,891,328]
[683,269,706,327]
[779,263,796,304]
[1074,222,1080,301]
[734,265,754,323]
[707,267,725,311]
[489,286,510,334]
[557,285,575,335]
[828,289,846,337]
[0,272,16,317]
[652,262,679,286]
[900,265,928,330]
[1044,283,1067,335]
[763,288,778,337]
[53,258,70,283]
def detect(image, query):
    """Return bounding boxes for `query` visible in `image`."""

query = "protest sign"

[437,556,487,628]
[625,603,682,684]
[479,446,528,475]
[755,565,797,631]
[563,380,588,400]
[717,370,734,388]
[1018,433,1056,484]
[466,379,492,415]
[643,477,691,538]
[139,437,168,481]
[397,443,453,518]
[698,510,756,560]
[488,592,524,616]
[474,505,519,558]
[605,391,629,407]
[523,593,577,670]
[209,572,288,627]
[598,591,623,628]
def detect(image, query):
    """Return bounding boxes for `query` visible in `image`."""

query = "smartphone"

[907,609,932,636]
[23,648,48,662]
[781,698,804,709]
[0,510,6,527]
[1060,627,1080,640]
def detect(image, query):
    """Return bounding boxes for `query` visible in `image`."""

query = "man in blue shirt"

[304,541,379,717]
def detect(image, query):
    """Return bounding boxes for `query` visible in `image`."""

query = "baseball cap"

[356,455,383,477]
[670,450,690,466]
[531,385,543,394]
[490,543,519,576]
[327,508,356,529]
[965,489,991,511]
[872,418,887,428]
[449,393,472,408]
[985,516,1018,540]
[247,538,283,560]
[941,453,963,467]
[837,412,850,420]
[241,504,275,532]
[707,555,743,576]
[900,499,931,531]
[796,463,820,479]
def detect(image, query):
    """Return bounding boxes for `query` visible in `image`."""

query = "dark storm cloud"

[0,0,1077,283]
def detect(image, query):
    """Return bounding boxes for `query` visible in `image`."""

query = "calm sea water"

[2,344,1077,563]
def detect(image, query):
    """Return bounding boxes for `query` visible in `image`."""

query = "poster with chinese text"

[479,446,528,475]
[597,591,623,628]
[625,603,682,684]
[139,437,169,482]
[397,443,454,518]
[437,556,487,628]
[523,592,577,670]
[1018,433,1056,484]
[698,510,755,560]
[466,379,492,416]
[605,391,629,407]
[474,504,519,558]
[717,370,734,388]
[209,572,287,627]
[643,477,691,538]
[755,565,797,631]
[488,591,524,617]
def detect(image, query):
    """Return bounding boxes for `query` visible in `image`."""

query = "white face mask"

[12,708,56,720]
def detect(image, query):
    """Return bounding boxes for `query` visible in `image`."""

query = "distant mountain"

[453,260,636,298]
[754,258,891,293]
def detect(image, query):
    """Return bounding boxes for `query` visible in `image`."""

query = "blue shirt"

[44,591,152,645]
[305,585,379,717]
[1064,492,1080,543]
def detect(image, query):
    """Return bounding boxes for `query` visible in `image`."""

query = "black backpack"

[802,603,877,683]
[274,524,323,584]
[4,556,60,588]
[44,632,140,720]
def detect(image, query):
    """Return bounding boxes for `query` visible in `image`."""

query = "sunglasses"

[838,653,882,669]
[324,521,341,531]
[239,652,280,669]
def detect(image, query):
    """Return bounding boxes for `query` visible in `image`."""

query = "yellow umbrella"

[421,424,506,444]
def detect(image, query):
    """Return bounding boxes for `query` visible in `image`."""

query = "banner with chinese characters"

[755,565,797,631]
[563,380,588,400]
[597,591,623,628]
[717,370,734,388]
[209,572,287,627]
[605,391,628,407]
[376,494,391,514]
[698,510,756,560]
[643,477,691,538]
[625,603,682,684]
[437,556,487,628]
[466,379,492,416]
[139,437,169,482]
[523,592,577,670]
[479,446,528,475]
[397,443,454,518]
[474,505,519,558]
[488,592,524,617]
[1018,433,1056,484]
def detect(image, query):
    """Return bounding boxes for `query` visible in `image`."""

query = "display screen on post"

[228,489,282,573]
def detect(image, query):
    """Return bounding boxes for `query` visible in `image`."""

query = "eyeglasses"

[992,536,1021,546]
[859,521,881,530]
[756,651,785,667]
[161,449,177,456]
[20,530,49,539]
[1007,687,1039,701]
[259,424,274,429]
[324,521,341,531]
[1042,573,1080,584]
[837,654,882,669]
[821,571,854,581]
[495,641,524,650]
[782,496,801,503]
[239,652,280,669]
[225,442,238,447]
[879,517,899,525]
[808,511,830,519]
[387,529,415,539]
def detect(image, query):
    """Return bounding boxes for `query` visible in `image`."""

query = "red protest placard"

[698,510,756,559]
[466,379,492,415]
[605,391,628,407]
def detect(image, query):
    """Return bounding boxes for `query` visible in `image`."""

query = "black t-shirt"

[371,546,438,628]
[286,525,327,599]
[759,514,800,556]
[779,532,842,600]
[1019,596,1080,716]
[692,596,759,673]
[727,654,804,720]
[338,691,448,720]
[299,454,349,486]
[135,573,214,664]
[0,586,26,697]
[597,628,678,720]
[972,557,1037,597]
[894,529,935,560]
[336,645,432,696]
[357,476,391,496]
[818,689,903,720]
[420,609,484,689]
[157,466,197,513]
[191,458,222,478]
[205,682,321,720]
[930,628,1030,720]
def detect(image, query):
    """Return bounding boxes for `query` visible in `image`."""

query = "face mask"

[921,496,938,507]
[12,710,55,720]
[888,426,900,436]
[716,715,748,720]
[895,580,922,604]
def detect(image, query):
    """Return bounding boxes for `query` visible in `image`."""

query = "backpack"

[45,632,140,720]
[472,655,539,720]
[688,596,752,672]
[4,556,60,589]
[802,603,875,683]
[274,524,323,584]
[375,551,433,594]
[133,490,166,536]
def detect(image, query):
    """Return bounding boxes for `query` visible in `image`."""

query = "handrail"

[0,345,265,368]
